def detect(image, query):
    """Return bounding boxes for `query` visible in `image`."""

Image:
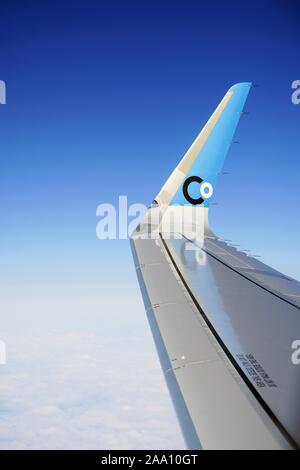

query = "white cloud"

[0,290,185,450]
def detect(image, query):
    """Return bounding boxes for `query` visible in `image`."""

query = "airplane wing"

[130,83,300,450]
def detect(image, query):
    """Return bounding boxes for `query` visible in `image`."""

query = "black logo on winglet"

[182,176,214,205]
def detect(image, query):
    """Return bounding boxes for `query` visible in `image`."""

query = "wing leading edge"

[130,84,300,449]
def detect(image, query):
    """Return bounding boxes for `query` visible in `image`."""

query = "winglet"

[154,83,252,208]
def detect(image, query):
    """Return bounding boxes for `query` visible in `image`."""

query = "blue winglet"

[170,83,252,207]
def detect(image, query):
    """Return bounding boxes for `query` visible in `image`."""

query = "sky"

[0,0,299,449]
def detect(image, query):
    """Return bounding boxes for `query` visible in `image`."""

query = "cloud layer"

[0,291,185,450]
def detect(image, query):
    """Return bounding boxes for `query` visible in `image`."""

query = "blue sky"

[0,0,299,449]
